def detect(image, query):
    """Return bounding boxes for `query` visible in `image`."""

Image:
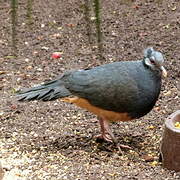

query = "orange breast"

[61,97,132,122]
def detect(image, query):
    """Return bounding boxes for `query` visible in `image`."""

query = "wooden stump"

[0,161,5,180]
[160,110,180,172]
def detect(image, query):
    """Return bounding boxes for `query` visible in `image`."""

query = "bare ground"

[0,0,180,179]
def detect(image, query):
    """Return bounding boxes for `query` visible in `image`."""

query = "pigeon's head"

[144,47,167,77]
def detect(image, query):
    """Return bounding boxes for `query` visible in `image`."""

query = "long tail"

[17,79,71,101]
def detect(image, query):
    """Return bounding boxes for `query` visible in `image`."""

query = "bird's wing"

[61,62,140,113]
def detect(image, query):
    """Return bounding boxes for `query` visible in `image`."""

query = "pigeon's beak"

[160,66,167,77]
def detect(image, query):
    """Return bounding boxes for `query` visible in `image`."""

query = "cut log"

[160,110,180,172]
[0,161,5,180]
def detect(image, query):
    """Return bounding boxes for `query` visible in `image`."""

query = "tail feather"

[17,79,71,101]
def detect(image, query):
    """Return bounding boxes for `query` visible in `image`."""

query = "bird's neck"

[143,58,162,77]
[142,58,150,68]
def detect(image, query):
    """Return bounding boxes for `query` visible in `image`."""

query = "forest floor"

[0,0,180,179]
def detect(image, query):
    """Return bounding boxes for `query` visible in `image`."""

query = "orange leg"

[97,116,132,153]
[97,116,116,143]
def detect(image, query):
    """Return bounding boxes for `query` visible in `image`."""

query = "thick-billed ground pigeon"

[17,47,167,151]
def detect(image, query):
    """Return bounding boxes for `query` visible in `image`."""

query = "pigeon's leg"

[97,116,132,152]
[97,116,116,143]
[96,117,123,154]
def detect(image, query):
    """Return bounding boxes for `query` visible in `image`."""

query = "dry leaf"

[0,71,6,75]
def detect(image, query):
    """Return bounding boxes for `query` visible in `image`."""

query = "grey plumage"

[17,78,71,101]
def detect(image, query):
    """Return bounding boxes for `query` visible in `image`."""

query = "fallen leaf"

[175,122,180,129]
[0,71,6,75]
[66,23,75,27]
[132,4,140,9]
[163,90,172,96]
[147,125,155,129]
[154,107,160,112]
[171,6,176,11]
[142,154,154,162]
[163,24,170,29]
[5,55,16,59]
[51,33,61,39]
[41,46,49,51]
[0,111,4,116]
[151,161,158,166]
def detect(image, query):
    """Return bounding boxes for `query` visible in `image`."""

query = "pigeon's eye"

[150,59,155,64]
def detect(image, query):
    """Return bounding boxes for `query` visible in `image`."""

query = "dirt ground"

[0,0,180,179]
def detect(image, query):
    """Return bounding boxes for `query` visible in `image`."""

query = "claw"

[95,134,113,143]
[119,144,132,150]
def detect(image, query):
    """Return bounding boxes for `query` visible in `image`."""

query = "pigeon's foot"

[95,134,113,143]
